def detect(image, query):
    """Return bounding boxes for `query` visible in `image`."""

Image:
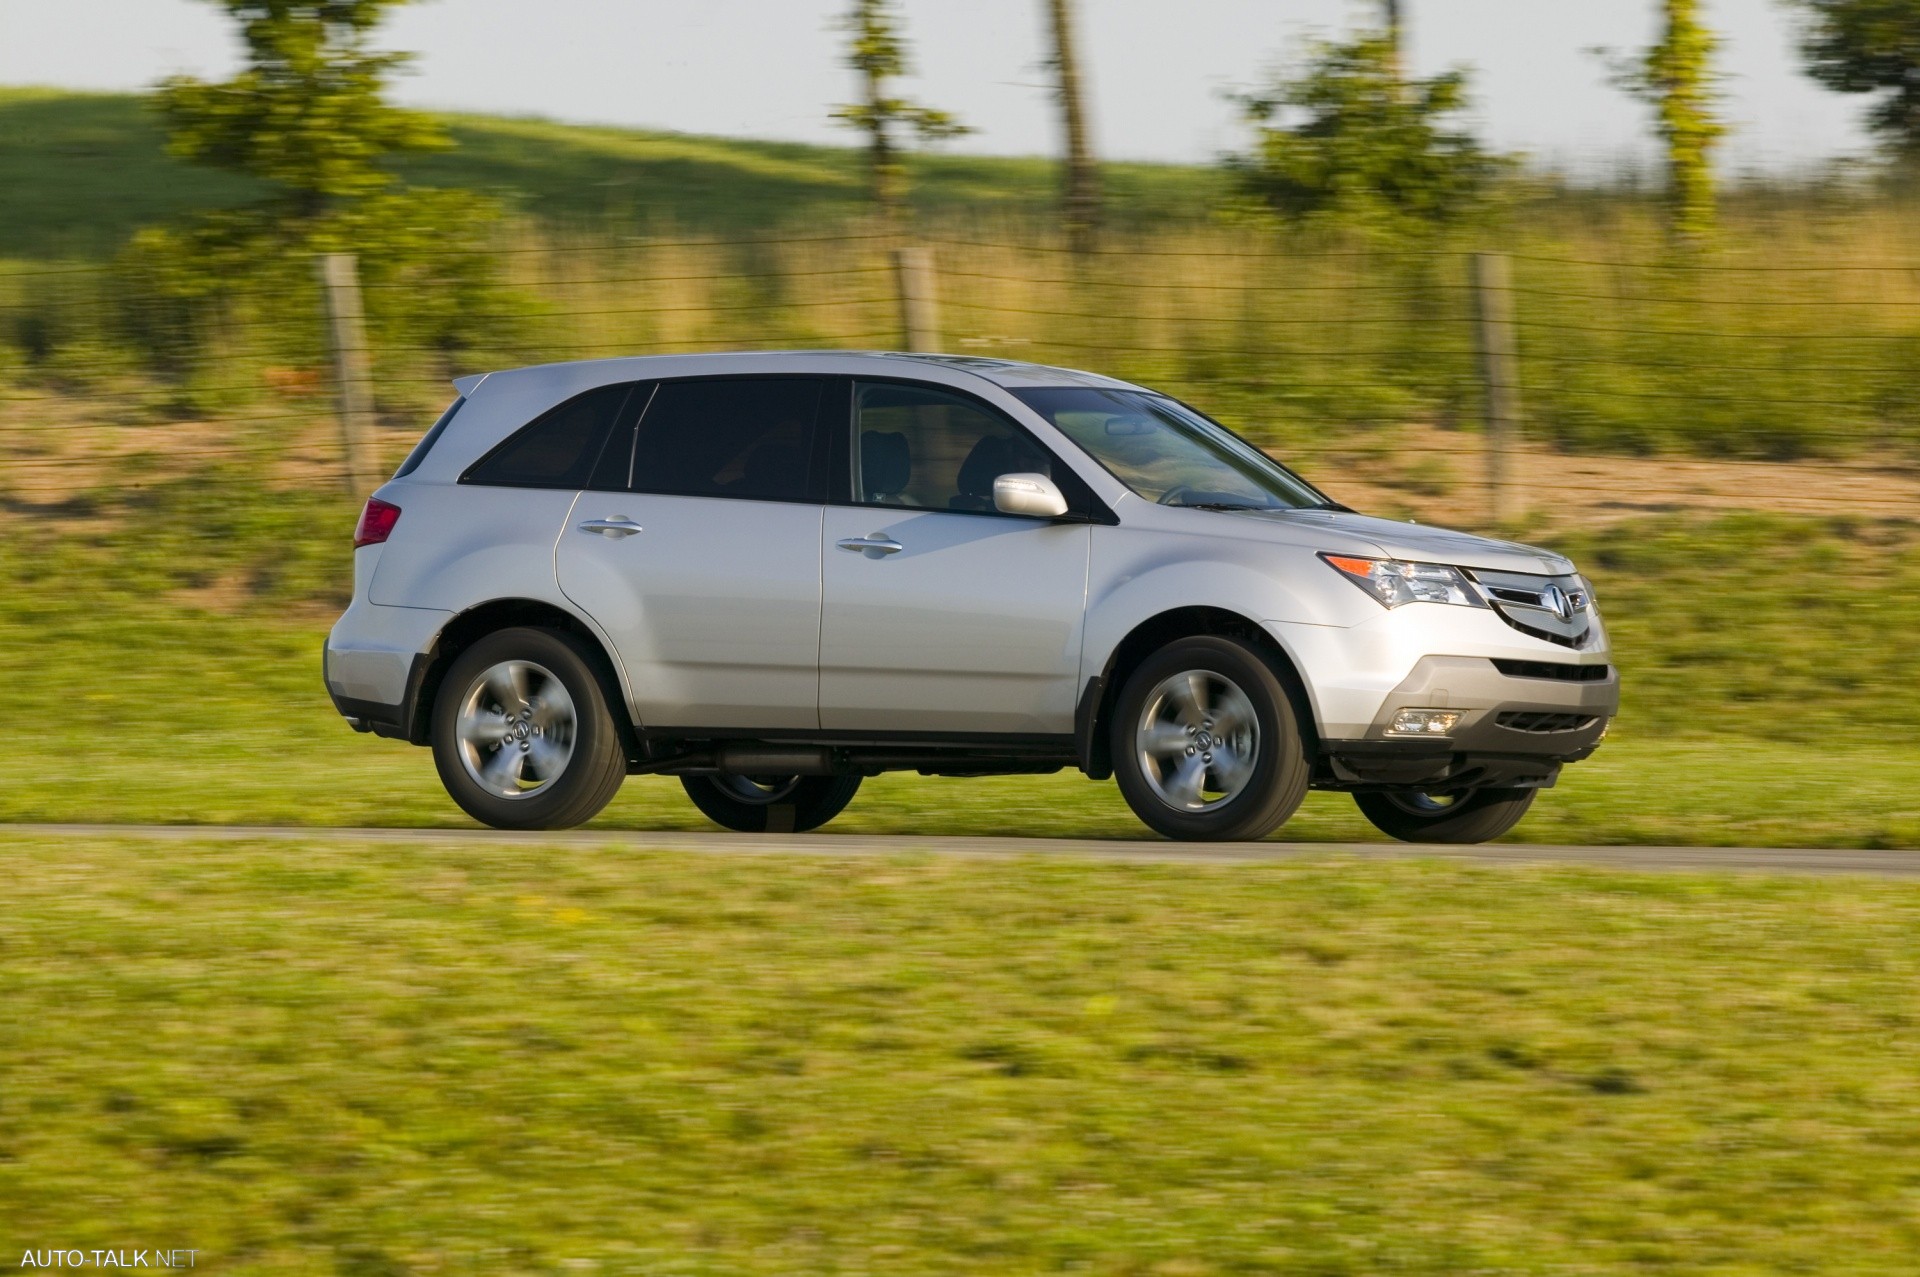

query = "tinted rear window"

[463,383,638,489]
[630,378,824,502]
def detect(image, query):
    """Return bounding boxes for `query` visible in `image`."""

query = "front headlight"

[1575,574,1598,612]
[1320,554,1486,609]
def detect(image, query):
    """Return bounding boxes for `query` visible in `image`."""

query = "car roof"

[450,350,1144,399]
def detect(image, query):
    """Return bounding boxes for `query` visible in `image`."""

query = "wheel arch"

[1078,605,1319,780]
[408,598,636,757]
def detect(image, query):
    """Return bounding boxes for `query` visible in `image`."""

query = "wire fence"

[2,228,1917,523]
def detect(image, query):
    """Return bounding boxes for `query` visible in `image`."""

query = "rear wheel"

[680,773,863,833]
[1110,636,1310,841]
[431,627,627,830]
[1352,788,1537,844]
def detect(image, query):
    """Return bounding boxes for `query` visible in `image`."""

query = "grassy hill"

[0,86,1226,261]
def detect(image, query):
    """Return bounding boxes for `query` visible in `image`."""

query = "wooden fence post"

[1470,251,1522,524]
[894,246,942,353]
[318,252,381,497]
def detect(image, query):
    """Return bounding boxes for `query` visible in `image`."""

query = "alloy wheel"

[1134,669,1261,811]
[455,659,577,799]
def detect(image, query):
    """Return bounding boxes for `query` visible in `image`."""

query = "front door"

[818,381,1091,735]
[557,377,830,730]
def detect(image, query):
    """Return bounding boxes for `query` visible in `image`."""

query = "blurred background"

[0,0,1916,845]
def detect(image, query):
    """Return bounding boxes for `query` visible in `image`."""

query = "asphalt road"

[3,823,1916,876]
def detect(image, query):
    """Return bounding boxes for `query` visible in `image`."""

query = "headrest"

[955,434,1046,498]
[860,430,911,498]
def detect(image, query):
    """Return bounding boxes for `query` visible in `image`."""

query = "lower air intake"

[1496,711,1599,734]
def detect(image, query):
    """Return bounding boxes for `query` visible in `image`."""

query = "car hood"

[1238,508,1577,575]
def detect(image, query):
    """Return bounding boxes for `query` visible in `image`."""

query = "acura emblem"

[1542,583,1573,622]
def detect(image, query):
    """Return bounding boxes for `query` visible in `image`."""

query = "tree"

[130,1,520,379]
[832,0,971,226]
[1382,0,1405,84]
[1791,0,1920,157]
[1043,0,1101,253]
[1230,33,1506,233]
[156,0,449,224]
[1615,0,1725,241]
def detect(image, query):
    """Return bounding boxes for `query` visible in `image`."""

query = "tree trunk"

[1383,0,1406,90]
[859,1,901,229]
[1045,0,1100,254]
[1651,0,1720,243]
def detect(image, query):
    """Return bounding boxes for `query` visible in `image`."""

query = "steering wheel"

[1157,485,1198,507]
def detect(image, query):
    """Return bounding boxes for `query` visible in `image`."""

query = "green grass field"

[6,834,1920,1273]
[2,484,1915,847]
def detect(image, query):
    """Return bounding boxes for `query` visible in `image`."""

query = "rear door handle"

[580,517,643,538]
[836,535,903,556]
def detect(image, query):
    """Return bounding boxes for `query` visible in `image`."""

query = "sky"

[0,0,1876,175]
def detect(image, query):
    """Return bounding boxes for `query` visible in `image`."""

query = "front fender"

[1080,526,1370,688]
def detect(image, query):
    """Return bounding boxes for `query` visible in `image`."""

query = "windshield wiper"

[1180,501,1267,512]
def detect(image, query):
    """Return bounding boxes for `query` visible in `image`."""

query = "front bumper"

[1313,653,1618,791]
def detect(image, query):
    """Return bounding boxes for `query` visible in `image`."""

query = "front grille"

[1496,711,1599,734]
[1469,569,1595,649]
[1493,659,1611,683]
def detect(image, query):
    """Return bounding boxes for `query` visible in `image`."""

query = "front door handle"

[580,517,643,538]
[836,534,903,557]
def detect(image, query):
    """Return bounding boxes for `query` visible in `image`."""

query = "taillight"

[353,497,402,549]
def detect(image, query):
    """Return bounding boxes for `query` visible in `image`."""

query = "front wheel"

[680,774,863,833]
[1352,788,1537,844]
[1110,636,1310,841]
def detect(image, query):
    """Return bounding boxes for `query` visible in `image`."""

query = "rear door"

[818,380,1092,735]
[556,377,831,731]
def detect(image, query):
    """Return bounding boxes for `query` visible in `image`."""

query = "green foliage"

[126,3,527,391]
[1229,34,1509,233]
[831,0,971,220]
[1613,0,1725,241]
[1792,0,1920,156]
[8,91,1920,462]
[155,0,448,218]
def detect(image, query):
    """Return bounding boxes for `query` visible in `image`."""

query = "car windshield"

[1011,386,1334,511]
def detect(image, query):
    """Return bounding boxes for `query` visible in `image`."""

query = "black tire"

[1352,788,1538,844]
[680,774,863,833]
[1109,635,1310,841]
[431,627,628,831]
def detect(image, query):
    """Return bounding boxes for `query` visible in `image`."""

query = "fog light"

[1387,708,1462,737]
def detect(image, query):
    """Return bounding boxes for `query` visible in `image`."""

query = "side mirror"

[993,472,1069,519]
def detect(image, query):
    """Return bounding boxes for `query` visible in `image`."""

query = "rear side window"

[628,378,825,502]
[463,383,638,489]
[393,397,464,479]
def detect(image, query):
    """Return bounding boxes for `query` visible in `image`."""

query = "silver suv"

[326,352,1617,843]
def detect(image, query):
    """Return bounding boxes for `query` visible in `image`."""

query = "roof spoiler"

[452,372,490,397]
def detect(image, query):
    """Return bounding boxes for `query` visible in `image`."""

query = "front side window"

[853,381,1056,511]
[630,378,824,502]
[1012,387,1331,511]
[463,382,636,489]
